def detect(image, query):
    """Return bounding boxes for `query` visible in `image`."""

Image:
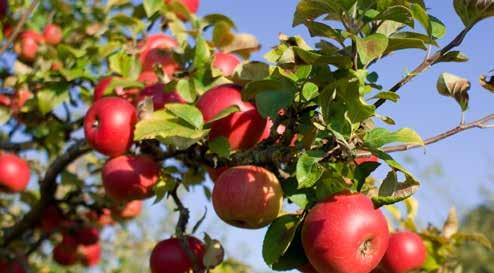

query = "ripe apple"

[196,84,250,123]
[150,236,205,273]
[53,235,79,266]
[0,153,30,193]
[15,31,44,62]
[140,33,178,53]
[102,155,160,201]
[0,94,11,107]
[165,0,199,19]
[75,226,99,246]
[212,166,283,229]
[12,88,32,112]
[212,52,240,77]
[93,76,140,102]
[79,243,101,267]
[141,48,179,78]
[3,23,13,38]
[111,200,143,220]
[138,71,159,86]
[83,96,137,157]
[0,257,26,273]
[380,231,426,273]
[302,192,389,273]
[136,83,185,110]
[355,154,379,165]
[86,208,115,226]
[40,205,64,233]
[43,24,62,45]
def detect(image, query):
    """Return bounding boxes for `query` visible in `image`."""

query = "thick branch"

[380,114,494,153]
[374,27,472,108]
[0,0,40,55]
[1,139,91,247]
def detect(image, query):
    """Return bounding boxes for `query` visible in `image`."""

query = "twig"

[374,27,472,108]
[377,114,494,154]
[0,0,40,55]
[0,140,35,151]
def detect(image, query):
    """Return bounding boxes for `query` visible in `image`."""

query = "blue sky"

[178,1,494,272]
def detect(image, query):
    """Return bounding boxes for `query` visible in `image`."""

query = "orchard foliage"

[0,0,494,272]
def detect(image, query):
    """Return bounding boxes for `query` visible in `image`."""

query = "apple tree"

[0,0,493,272]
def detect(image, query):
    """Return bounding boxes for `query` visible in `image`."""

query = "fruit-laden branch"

[370,114,494,154]
[0,0,40,55]
[1,139,91,248]
[374,27,472,108]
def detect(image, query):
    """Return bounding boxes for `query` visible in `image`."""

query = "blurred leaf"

[443,207,459,239]
[143,0,164,17]
[203,234,225,269]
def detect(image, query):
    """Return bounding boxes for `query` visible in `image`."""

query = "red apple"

[16,31,43,62]
[12,88,32,112]
[208,103,270,150]
[111,200,143,220]
[212,52,240,77]
[298,263,319,273]
[40,205,64,233]
[86,208,115,226]
[53,235,79,266]
[43,24,62,45]
[79,243,101,267]
[0,257,26,273]
[0,153,30,193]
[355,154,379,165]
[136,83,185,110]
[140,34,178,54]
[302,192,389,273]
[3,23,13,38]
[212,166,283,229]
[83,97,137,157]
[206,166,228,183]
[0,94,11,107]
[138,71,159,86]
[102,155,160,201]
[165,0,199,19]
[93,76,140,102]
[150,236,205,273]
[196,84,250,123]
[141,48,179,78]
[75,226,99,246]
[380,231,426,273]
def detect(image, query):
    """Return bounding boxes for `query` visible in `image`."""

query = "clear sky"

[176,1,494,272]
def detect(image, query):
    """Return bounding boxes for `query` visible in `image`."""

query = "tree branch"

[379,114,494,154]
[374,27,472,108]
[0,0,40,55]
[0,140,36,151]
[1,139,91,247]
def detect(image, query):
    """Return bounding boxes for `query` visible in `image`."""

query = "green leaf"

[233,62,270,82]
[293,0,345,26]
[370,91,400,102]
[153,174,176,204]
[302,82,319,101]
[212,21,235,48]
[434,51,469,64]
[175,79,196,103]
[111,13,145,34]
[37,83,70,115]
[436,72,471,112]
[304,21,345,44]
[262,214,303,265]
[0,107,11,125]
[372,170,420,207]
[165,103,204,129]
[202,14,236,29]
[293,47,353,68]
[193,36,211,70]
[271,225,308,270]
[109,51,141,78]
[296,151,325,189]
[143,0,164,17]
[208,137,231,158]
[374,5,414,27]
[410,3,431,37]
[452,232,493,250]
[356,34,388,66]
[206,105,240,124]
[243,78,296,118]
[364,128,424,148]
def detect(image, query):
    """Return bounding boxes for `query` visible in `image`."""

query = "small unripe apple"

[40,205,64,233]
[83,97,137,157]
[136,83,185,110]
[53,235,79,266]
[102,155,160,201]
[196,84,250,123]
[212,52,240,77]
[43,24,62,45]
[0,257,27,273]
[111,200,143,220]
[138,71,159,86]
[75,226,99,246]
[212,166,283,229]
[208,102,270,150]
[164,0,200,19]
[302,192,389,273]
[380,231,426,273]
[150,236,205,273]
[79,243,101,267]
[0,153,30,193]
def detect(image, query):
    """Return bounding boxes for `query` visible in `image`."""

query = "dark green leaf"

[208,137,231,158]
[262,214,303,265]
